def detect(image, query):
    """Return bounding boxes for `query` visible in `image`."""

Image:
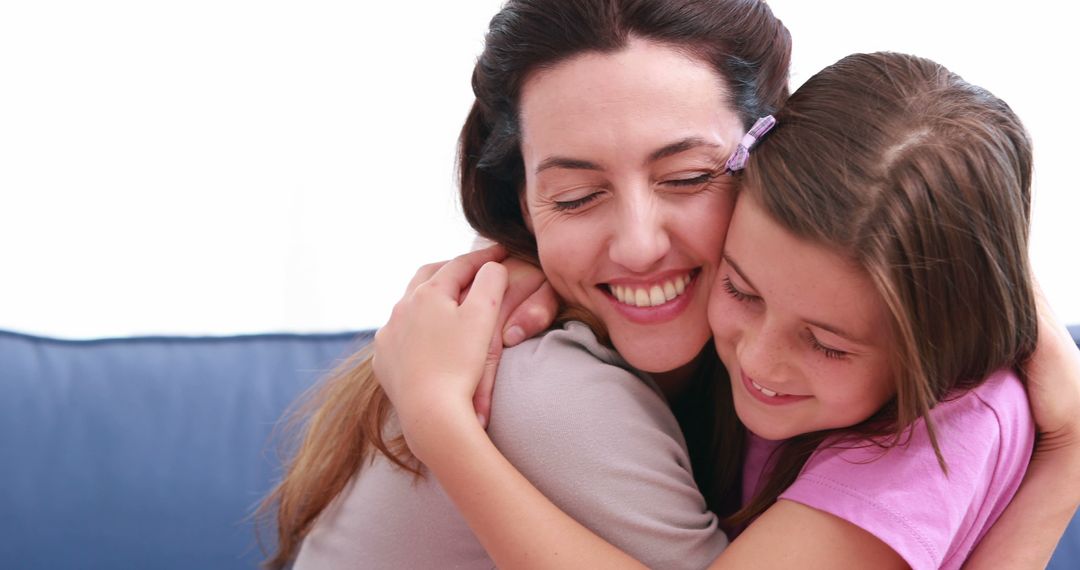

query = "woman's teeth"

[751,379,786,398]
[608,274,692,308]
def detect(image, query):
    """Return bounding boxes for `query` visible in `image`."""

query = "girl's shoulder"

[777,368,1034,569]
[961,368,1030,429]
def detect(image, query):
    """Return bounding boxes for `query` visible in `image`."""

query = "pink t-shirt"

[743,369,1033,570]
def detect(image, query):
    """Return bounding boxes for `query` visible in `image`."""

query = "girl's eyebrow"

[723,254,759,292]
[803,318,869,346]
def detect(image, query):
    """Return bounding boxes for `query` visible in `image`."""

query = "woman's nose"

[607,194,670,273]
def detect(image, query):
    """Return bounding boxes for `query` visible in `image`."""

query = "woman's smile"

[603,269,699,324]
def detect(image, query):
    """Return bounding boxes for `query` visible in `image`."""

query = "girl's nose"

[739,320,794,387]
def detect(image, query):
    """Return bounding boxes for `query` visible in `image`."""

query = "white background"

[1,1,1076,338]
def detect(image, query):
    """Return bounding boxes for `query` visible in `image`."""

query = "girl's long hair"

[258,2,792,566]
[728,52,1038,526]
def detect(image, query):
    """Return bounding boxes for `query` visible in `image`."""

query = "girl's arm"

[411,246,557,427]
[375,254,907,570]
[372,252,644,569]
[964,290,1080,569]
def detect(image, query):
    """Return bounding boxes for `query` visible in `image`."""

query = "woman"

[264,1,1080,567]
[264,2,789,567]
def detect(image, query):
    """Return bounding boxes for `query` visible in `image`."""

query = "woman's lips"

[607,272,693,307]
[602,270,699,324]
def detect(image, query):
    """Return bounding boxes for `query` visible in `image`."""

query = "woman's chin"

[613,333,709,379]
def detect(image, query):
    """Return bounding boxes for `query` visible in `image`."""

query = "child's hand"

[473,256,558,427]
[499,257,558,348]
[372,249,509,461]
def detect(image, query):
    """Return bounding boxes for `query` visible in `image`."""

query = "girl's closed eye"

[803,330,850,360]
[721,276,759,303]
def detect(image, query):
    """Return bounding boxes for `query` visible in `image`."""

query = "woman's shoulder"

[496,320,667,404]
[487,322,727,568]
[501,320,636,372]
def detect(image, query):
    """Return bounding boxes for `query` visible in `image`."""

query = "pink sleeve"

[778,370,1033,570]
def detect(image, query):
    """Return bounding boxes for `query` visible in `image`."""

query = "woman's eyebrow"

[535,156,602,174]
[535,137,722,174]
[647,137,721,164]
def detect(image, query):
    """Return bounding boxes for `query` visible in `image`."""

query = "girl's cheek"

[708,292,744,351]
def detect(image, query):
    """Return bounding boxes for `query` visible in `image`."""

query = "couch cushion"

[2,327,1078,568]
[0,329,370,569]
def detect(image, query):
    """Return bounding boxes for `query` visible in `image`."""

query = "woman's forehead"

[518,40,740,167]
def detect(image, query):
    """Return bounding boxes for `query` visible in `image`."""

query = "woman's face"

[708,195,896,440]
[518,38,744,379]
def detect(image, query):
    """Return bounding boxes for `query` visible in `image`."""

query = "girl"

[374,51,1074,568]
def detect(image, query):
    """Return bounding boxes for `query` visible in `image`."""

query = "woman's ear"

[519,190,534,233]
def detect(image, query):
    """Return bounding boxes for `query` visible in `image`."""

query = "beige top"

[294,322,727,569]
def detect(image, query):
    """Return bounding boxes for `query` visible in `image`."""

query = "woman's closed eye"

[661,170,721,188]
[552,192,602,211]
[660,171,712,186]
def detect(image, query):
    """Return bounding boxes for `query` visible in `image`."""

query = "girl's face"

[708,195,897,440]
[518,38,744,384]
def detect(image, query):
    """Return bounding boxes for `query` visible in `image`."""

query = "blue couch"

[2,326,1078,568]
[0,329,369,569]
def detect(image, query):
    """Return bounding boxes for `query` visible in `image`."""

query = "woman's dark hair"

[731,51,1037,525]
[259,2,791,566]
[460,0,791,263]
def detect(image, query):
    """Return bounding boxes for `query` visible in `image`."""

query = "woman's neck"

[651,353,705,402]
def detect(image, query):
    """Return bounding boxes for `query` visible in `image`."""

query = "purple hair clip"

[724,115,777,173]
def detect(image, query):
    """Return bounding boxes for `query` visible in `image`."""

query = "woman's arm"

[964,289,1080,569]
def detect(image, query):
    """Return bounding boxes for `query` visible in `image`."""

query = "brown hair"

[729,51,1038,526]
[259,1,791,566]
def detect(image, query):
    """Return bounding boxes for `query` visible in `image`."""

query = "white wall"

[1,0,1075,338]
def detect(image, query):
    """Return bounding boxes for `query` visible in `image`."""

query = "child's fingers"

[462,261,509,322]
[452,244,508,271]
[404,245,508,299]
[503,281,558,346]
[424,247,508,300]
[405,261,448,296]
[473,333,503,429]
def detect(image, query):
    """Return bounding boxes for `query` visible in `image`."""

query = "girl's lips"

[602,270,699,324]
[740,370,811,406]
